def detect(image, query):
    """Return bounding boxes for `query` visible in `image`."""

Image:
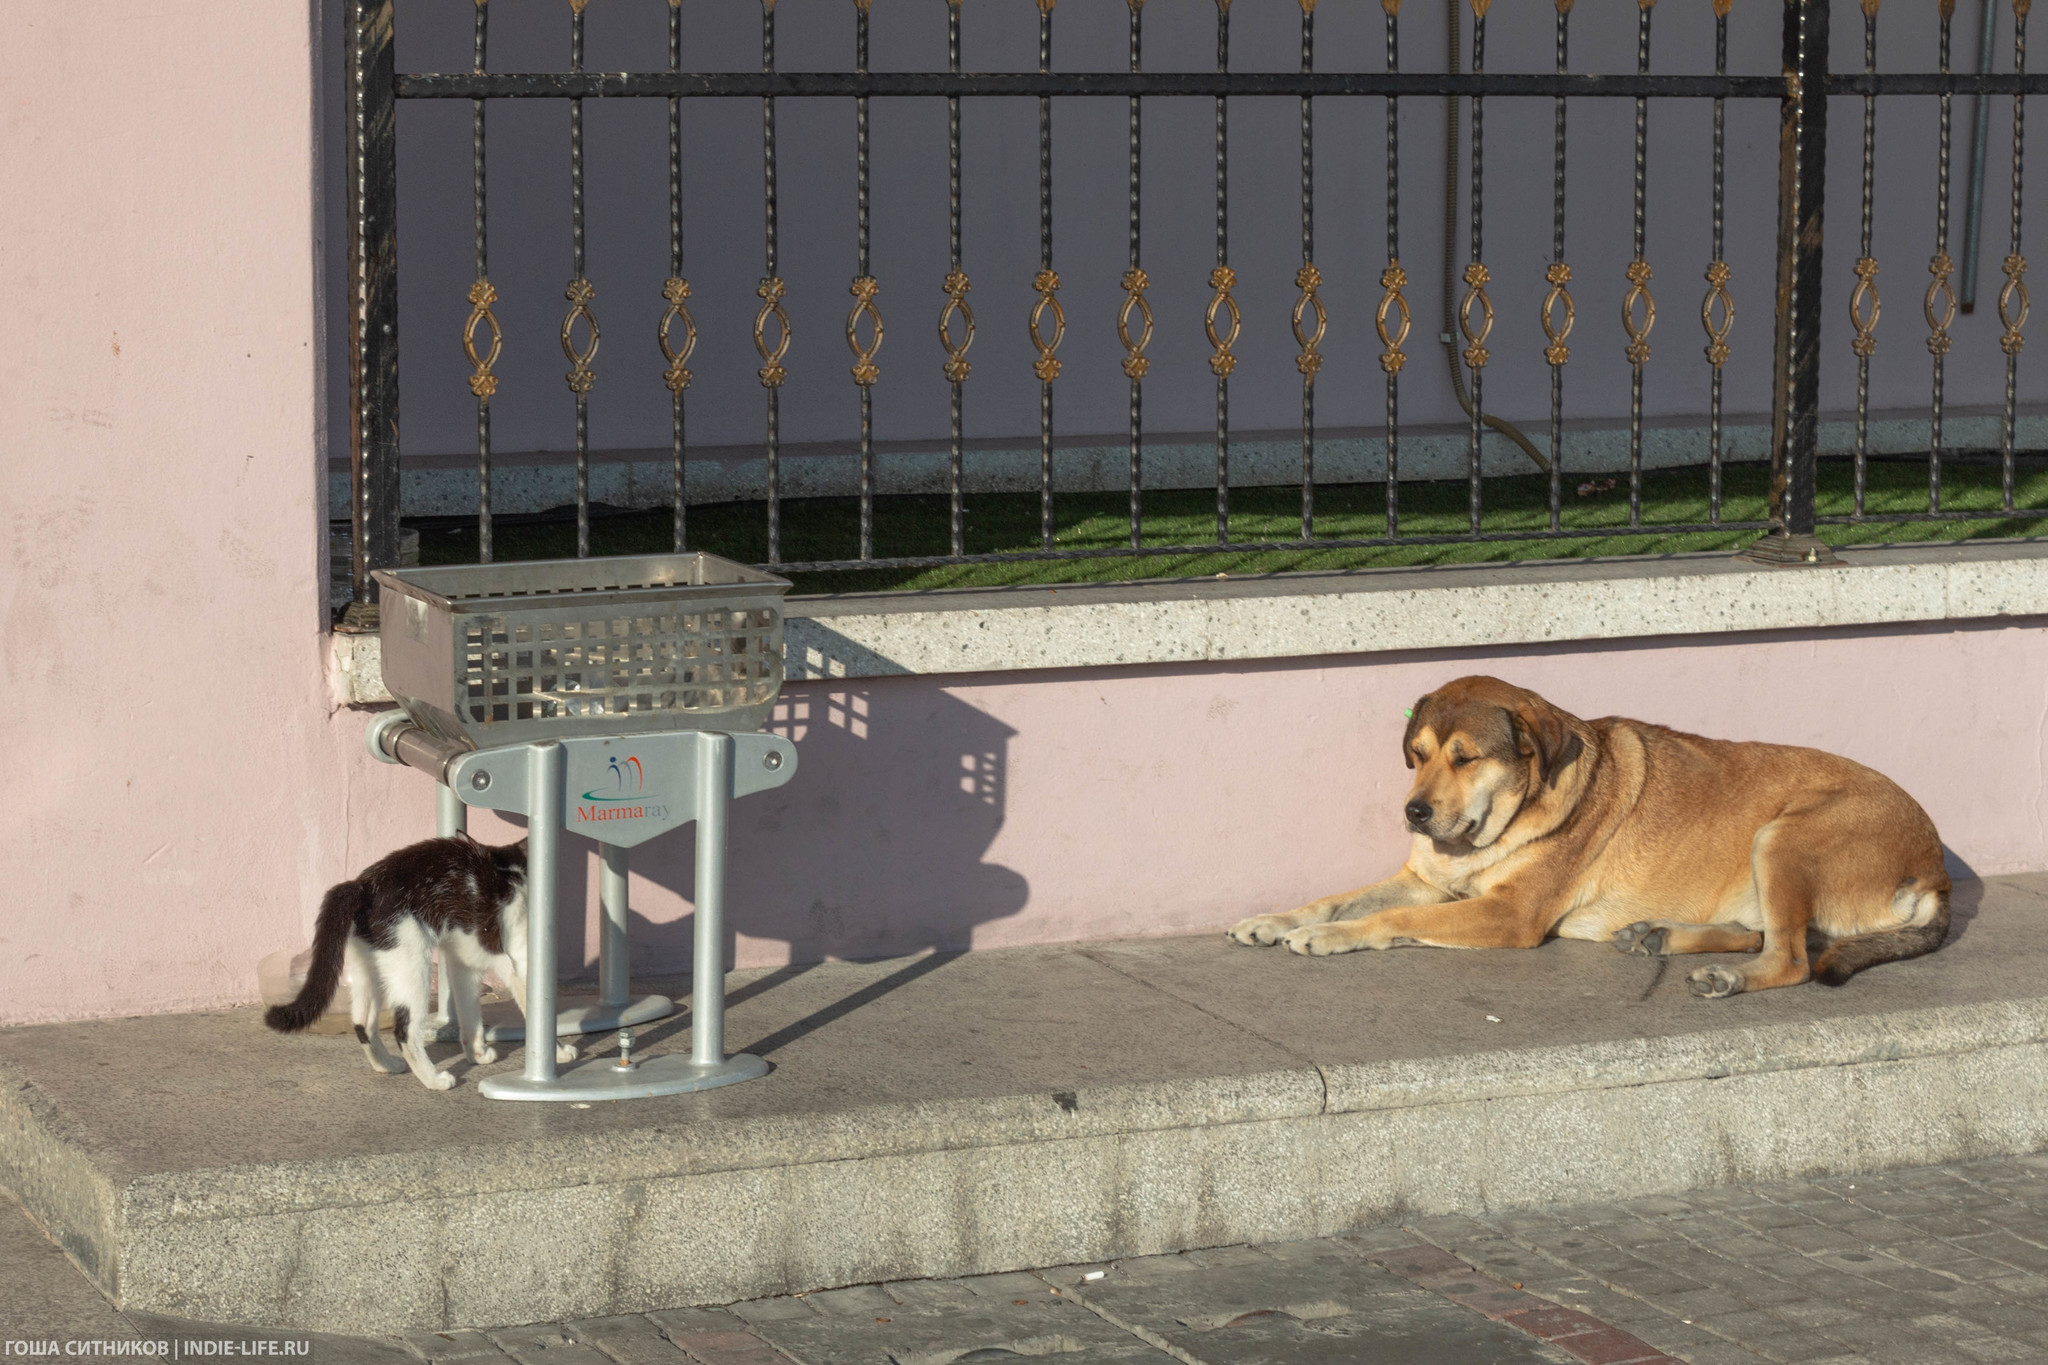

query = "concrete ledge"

[332,539,2048,702]
[784,539,2048,679]
[2,878,2045,1332]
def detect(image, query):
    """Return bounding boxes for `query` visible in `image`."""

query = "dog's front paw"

[1613,922,1670,957]
[1228,914,1291,946]
[1687,965,1744,999]
[1280,924,1358,957]
[556,1041,579,1064]
[468,1044,500,1066]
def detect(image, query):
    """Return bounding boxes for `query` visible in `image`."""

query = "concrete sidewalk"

[3,878,2047,1333]
[14,1156,2048,1363]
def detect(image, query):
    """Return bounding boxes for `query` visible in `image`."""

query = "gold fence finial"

[1925,252,1957,357]
[1712,0,1732,15]
[939,270,975,382]
[561,278,599,393]
[2000,254,2030,355]
[1037,0,1055,14]
[1299,0,1316,13]
[1118,270,1154,380]
[1206,267,1241,376]
[659,278,697,392]
[2017,0,2032,19]
[464,279,503,398]
[1700,260,1734,367]
[1293,264,1327,381]
[1542,262,1574,366]
[1030,271,1065,381]
[1382,0,1399,13]
[754,276,791,387]
[1470,0,1490,17]
[1850,257,1881,357]
[1377,262,1411,374]
[1623,259,1656,366]
[1557,0,1574,14]
[1939,0,1956,19]
[1459,262,1493,369]
[846,277,883,386]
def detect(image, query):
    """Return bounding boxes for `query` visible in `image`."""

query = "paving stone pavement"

[12,1154,2048,1363]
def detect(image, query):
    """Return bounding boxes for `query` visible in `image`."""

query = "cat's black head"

[490,839,528,882]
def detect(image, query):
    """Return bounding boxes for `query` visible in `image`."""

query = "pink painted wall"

[0,2,337,1026]
[159,619,2048,1022]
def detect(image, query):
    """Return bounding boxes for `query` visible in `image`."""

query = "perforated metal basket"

[373,553,791,748]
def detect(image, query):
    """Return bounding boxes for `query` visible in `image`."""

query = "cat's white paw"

[555,1042,579,1064]
[421,1069,457,1091]
[468,1045,500,1066]
[365,1053,407,1075]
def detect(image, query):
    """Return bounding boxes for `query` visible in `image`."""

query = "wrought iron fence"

[342,0,2045,622]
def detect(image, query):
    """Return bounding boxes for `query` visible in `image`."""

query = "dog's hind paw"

[468,1045,500,1066]
[1687,966,1745,999]
[1613,922,1670,957]
[556,1041,579,1064]
[1228,914,1289,946]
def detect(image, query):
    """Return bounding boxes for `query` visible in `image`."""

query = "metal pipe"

[598,841,630,1008]
[1439,0,1547,477]
[390,726,468,786]
[523,742,564,1084]
[437,782,467,838]
[691,733,732,1067]
[1963,0,1998,312]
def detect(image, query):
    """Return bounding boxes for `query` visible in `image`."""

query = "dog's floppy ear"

[1401,694,1433,769]
[1508,696,1579,787]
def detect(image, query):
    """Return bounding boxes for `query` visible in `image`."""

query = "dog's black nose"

[1405,800,1433,828]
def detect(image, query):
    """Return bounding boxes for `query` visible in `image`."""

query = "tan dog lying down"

[1229,676,1951,997]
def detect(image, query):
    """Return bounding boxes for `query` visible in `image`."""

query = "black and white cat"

[264,834,576,1090]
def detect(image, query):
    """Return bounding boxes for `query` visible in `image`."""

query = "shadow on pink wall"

[540,682,1029,980]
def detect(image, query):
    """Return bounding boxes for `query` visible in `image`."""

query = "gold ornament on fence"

[1623,259,1656,366]
[2001,254,2031,356]
[1030,270,1065,382]
[658,277,696,394]
[755,276,791,388]
[1377,262,1411,376]
[1541,262,1574,367]
[561,277,599,395]
[1118,269,1154,381]
[1850,256,1882,358]
[846,276,883,387]
[939,270,975,383]
[1925,252,1957,357]
[1700,260,1734,368]
[1460,261,1494,370]
[1293,264,1327,381]
[464,279,503,400]
[1206,266,1240,377]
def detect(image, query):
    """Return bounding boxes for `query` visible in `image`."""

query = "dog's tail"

[263,880,365,1032]
[1812,883,1951,986]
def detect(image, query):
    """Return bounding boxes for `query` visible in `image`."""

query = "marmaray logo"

[575,755,670,824]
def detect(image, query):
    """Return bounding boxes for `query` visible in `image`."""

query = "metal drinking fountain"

[362,552,796,1102]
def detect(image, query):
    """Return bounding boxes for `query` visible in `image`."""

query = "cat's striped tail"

[263,879,366,1032]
